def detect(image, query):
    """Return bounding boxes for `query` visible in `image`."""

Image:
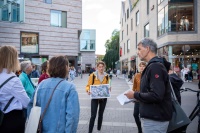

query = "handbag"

[25,79,64,133]
[167,81,191,132]
[0,76,16,126]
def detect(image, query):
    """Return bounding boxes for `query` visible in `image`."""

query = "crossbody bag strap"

[39,79,64,122]
[0,76,16,112]
[169,80,177,101]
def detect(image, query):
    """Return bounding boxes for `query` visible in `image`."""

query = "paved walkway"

[74,74,198,133]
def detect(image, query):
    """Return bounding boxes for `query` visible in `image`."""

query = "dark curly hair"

[48,56,69,78]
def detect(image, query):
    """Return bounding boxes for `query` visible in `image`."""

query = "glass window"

[147,0,149,14]
[122,30,123,40]
[127,39,130,53]
[11,2,20,22]
[165,5,168,33]
[44,0,52,4]
[158,8,165,36]
[168,0,194,32]
[144,23,149,37]
[136,33,137,48]
[127,8,129,19]
[127,24,128,35]
[131,18,133,31]
[0,0,24,22]
[80,30,96,51]
[124,43,125,55]
[21,32,39,54]
[51,10,67,28]
[136,11,139,26]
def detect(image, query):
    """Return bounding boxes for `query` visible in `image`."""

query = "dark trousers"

[89,99,107,133]
[133,102,142,133]
[0,110,25,133]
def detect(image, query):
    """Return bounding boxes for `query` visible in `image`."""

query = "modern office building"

[119,0,200,77]
[78,29,96,72]
[0,0,82,67]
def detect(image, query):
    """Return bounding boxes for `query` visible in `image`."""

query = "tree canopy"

[103,29,119,69]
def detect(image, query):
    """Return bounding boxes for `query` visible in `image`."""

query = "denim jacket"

[27,78,80,133]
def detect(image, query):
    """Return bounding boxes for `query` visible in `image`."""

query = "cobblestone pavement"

[73,74,198,133]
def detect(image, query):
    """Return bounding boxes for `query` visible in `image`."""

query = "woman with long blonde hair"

[0,46,29,133]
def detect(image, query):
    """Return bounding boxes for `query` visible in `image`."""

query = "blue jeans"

[141,118,169,133]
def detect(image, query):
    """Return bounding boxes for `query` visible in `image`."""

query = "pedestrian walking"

[125,38,172,133]
[27,56,80,133]
[86,61,110,133]
[30,64,40,78]
[132,62,146,133]
[116,69,121,78]
[69,66,76,82]
[0,46,30,133]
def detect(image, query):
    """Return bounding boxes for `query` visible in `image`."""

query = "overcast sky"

[82,0,122,55]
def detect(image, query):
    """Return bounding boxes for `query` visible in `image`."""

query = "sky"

[82,0,122,55]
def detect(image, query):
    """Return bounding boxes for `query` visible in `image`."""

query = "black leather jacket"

[134,57,173,121]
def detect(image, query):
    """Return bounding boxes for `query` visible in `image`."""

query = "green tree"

[103,29,119,69]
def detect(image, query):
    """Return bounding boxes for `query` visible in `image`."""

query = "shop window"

[0,0,24,22]
[51,10,67,28]
[168,0,194,32]
[144,23,149,37]
[20,32,39,54]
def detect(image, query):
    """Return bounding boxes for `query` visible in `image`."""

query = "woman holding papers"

[132,62,146,133]
[86,61,110,133]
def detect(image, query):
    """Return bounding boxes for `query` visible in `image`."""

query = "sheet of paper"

[117,89,136,105]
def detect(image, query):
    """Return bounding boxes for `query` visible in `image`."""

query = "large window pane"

[11,3,20,22]
[165,5,168,33]
[51,10,61,27]
[168,0,194,32]
[158,8,164,36]
[80,30,96,51]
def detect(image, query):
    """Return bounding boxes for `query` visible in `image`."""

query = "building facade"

[78,29,96,73]
[119,0,200,78]
[0,0,82,67]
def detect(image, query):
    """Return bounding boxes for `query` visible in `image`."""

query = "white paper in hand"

[117,89,136,105]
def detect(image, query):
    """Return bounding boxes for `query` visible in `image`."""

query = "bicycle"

[176,88,200,133]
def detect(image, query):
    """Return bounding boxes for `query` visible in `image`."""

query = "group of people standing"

[0,46,79,133]
[0,37,185,133]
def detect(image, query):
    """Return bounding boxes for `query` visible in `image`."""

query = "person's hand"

[124,90,135,99]
[87,91,91,95]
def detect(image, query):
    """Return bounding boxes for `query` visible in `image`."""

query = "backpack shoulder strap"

[92,73,95,85]
[0,76,16,89]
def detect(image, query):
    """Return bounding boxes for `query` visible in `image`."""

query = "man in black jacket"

[125,38,172,133]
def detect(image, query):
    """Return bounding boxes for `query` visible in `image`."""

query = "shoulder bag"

[25,79,64,133]
[167,81,191,132]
